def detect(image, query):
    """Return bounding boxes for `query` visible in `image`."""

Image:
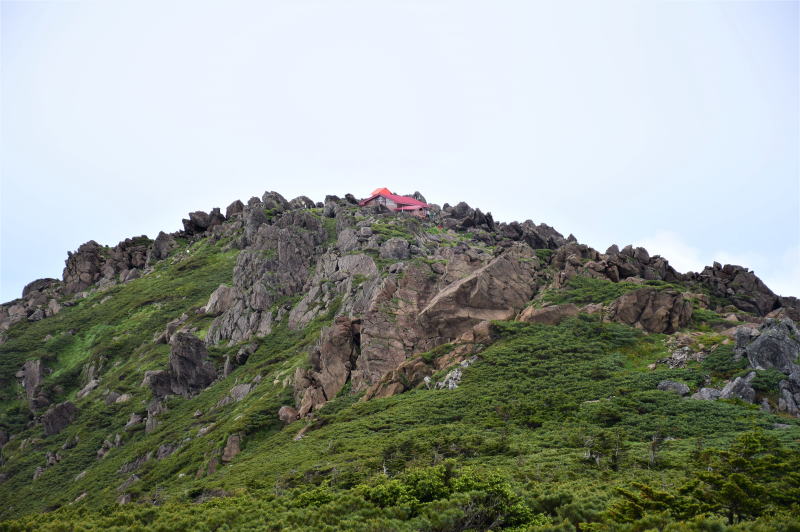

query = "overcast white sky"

[1,0,798,302]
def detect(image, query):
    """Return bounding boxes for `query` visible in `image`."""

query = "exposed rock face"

[147,231,178,265]
[719,372,757,403]
[42,402,78,436]
[225,200,245,218]
[294,317,360,417]
[690,262,779,316]
[203,285,235,316]
[608,288,692,334]
[145,334,216,399]
[63,237,150,295]
[22,279,60,298]
[740,318,800,374]
[20,359,49,410]
[289,196,316,209]
[183,209,226,235]
[518,304,579,325]
[168,334,217,397]
[293,244,543,415]
[380,238,410,260]
[206,210,327,345]
[62,240,104,294]
[417,244,542,337]
[691,319,800,416]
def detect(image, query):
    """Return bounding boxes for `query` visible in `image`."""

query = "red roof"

[358,188,428,208]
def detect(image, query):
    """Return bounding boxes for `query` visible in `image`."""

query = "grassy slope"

[1,226,799,530]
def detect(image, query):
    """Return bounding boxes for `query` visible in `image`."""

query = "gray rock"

[42,402,78,435]
[225,200,245,218]
[719,372,757,402]
[657,380,690,396]
[168,333,217,397]
[204,285,235,316]
[262,191,289,211]
[379,238,410,260]
[20,359,48,410]
[743,319,800,374]
[692,388,722,401]
[289,196,316,209]
[608,288,692,334]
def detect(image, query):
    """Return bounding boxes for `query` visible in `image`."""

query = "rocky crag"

[1,189,798,526]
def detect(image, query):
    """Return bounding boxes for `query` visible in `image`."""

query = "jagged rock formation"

[2,186,800,525]
[205,206,327,345]
[692,319,800,416]
[144,333,217,399]
[2,189,799,427]
[608,288,692,334]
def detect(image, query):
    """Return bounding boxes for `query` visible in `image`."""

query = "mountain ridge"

[1,190,798,530]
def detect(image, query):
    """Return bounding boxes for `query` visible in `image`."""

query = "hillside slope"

[1,191,799,530]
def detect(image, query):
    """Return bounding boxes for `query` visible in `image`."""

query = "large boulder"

[147,231,178,264]
[168,333,217,397]
[379,238,410,260]
[690,262,778,316]
[22,279,60,298]
[145,334,217,398]
[221,434,242,462]
[225,200,245,218]
[657,380,690,396]
[608,288,692,334]
[203,285,235,316]
[42,402,78,436]
[741,319,800,374]
[62,241,104,294]
[719,372,757,403]
[289,196,316,209]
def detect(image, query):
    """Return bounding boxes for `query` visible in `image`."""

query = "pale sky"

[1,0,798,302]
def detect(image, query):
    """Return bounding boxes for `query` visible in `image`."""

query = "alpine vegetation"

[1,189,799,530]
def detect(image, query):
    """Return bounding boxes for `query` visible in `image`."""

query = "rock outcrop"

[42,402,78,436]
[689,262,779,316]
[19,359,50,410]
[206,210,327,345]
[691,319,800,416]
[63,237,151,295]
[608,288,692,334]
[144,333,217,399]
[292,244,543,416]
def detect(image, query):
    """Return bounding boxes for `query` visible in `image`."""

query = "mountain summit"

[1,190,798,530]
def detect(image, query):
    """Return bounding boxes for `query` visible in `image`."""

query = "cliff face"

[0,190,798,525]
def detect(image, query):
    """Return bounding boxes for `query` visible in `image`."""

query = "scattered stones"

[435,357,477,390]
